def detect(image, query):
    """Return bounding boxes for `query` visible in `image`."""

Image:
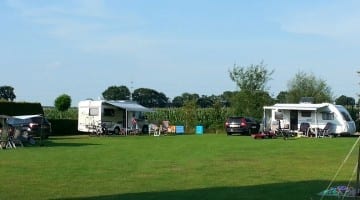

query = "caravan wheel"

[114,127,120,135]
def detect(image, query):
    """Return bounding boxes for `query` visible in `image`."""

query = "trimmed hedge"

[0,101,44,116]
[48,119,81,136]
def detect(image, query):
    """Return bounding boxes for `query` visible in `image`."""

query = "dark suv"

[7,115,52,139]
[225,117,260,135]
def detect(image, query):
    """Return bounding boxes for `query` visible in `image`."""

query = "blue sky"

[1,0,360,106]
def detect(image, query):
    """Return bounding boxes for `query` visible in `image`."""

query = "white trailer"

[78,100,152,135]
[263,103,356,136]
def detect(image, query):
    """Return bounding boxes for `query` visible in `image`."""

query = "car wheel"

[227,132,232,136]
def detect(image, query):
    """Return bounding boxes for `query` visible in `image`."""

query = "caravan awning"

[105,101,153,112]
[263,103,329,111]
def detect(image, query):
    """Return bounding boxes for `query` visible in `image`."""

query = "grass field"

[0,134,359,200]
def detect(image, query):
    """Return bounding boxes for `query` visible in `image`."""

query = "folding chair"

[299,123,310,137]
[318,122,336,137]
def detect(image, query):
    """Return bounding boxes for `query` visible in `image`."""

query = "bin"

[176,126,185,134]
[196,125,204,135]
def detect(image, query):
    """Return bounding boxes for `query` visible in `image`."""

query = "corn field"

[145,107,231,133]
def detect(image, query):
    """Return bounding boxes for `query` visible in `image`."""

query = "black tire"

[114,127,120,135]
[227,132,232,136]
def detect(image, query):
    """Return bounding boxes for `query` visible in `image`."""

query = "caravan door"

[290,110,298,130]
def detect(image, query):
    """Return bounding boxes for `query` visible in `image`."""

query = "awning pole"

[125,109,128,136]
[315,111,318,137]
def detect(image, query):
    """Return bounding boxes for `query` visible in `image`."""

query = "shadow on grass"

[22,138,100,148]
[53,180,351,200]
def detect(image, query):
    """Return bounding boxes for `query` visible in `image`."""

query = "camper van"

[263,103,356,136]
[78,100,152,135]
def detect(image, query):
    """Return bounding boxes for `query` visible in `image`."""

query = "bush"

[0,101,44,116]
[48,119,80,136]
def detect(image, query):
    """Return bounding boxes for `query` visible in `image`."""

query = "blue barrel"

[196,125,203,134]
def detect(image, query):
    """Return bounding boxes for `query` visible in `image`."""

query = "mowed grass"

[0,134,359,200]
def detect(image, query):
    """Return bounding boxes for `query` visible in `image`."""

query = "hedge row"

[0,101,44,116]
[48,119,81,136]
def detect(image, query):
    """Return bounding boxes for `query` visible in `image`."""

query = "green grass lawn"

[0,134,359,200]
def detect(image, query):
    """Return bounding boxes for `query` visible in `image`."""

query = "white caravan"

[78,100,152,135]
[263,103,356,136]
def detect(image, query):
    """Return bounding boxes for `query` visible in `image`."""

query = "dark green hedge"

[48,119,81,136]
[0,101,44,116]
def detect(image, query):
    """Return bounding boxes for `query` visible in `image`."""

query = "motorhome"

[78,100,152,135]
[263,103,356,136]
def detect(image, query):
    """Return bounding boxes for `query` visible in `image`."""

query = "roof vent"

[299,97,314,104]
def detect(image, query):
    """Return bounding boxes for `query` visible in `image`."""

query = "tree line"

[0,61,357,120]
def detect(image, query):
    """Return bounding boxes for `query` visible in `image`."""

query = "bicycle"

[89,122,109,136]
[275,128,290,140]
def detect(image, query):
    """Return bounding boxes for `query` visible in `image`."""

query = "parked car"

[6,115,52,139]
[225,116,260,135]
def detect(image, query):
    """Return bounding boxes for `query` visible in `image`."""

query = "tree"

[172,96,184,107]
[197,95,214,108]
[276,91,289,103]
[54,94,71,112]
[102,85,130,100]
[171,93,200,108]
[0,86,16,101]
[335,95,355,106]
[183,99,198,132]
[229,61,274,91]
[231,90,274,119]
[228,61,274,118]
[220,91,236,107]
[132,88,169,108]
[287,71,333,103]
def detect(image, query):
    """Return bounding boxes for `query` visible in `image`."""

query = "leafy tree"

[335,95,355,106]
[220,91,236,107]
[183,99,198,132]
[0,86,16,101]
[181,93,200,102]
[231,90,274,119]
[102,85,130,100]
[171,93,200,108]
[228,61,274,119]
[54,94,71,112]
[287,71,333,103]
[132,88,169,108]
[172,96,184,107]
[276,91,289,103]
[229,61,274,91]
[197,95,214,108]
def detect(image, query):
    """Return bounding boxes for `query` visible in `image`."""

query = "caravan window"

[301,111,311,117]
[340,111,352,121]
[89,108,99,116]
[104,108,115,116]
[322,112,334,120]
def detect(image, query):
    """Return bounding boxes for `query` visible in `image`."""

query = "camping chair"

[12,129,24,147]
[318,122,336,137]
[161,121,170,135]
[148,124,159,136]
[299,123,310,137]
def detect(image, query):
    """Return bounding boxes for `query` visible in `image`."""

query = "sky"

[1,0,360,106]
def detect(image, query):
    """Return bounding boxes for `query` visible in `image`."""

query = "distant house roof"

[105,101,153,112]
